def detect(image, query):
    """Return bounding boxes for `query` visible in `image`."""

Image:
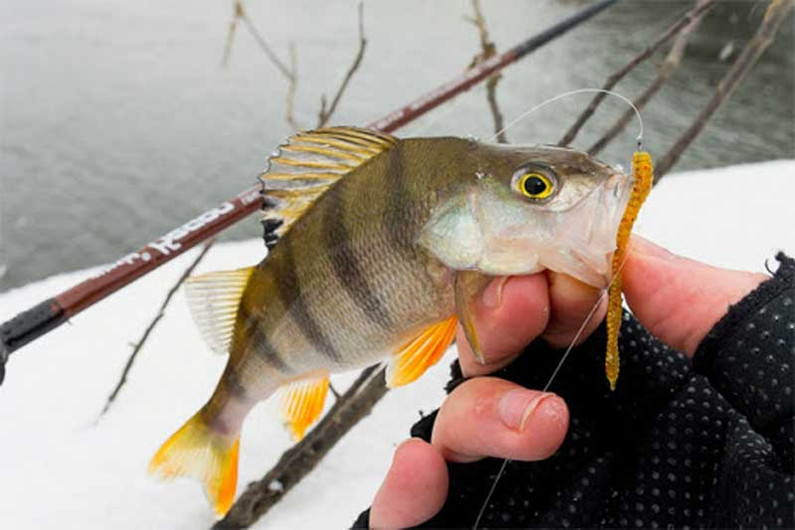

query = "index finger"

[456,274,550,377]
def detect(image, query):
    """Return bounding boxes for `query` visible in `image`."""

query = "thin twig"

[469,0,507,143]
[215,366,388,529]
[317,2,367,127]
[97,240,216,420]
[221,1,299,128]
[221,1,243,69]
[558,0,717,147]
[286,43,298,129]
[329,381,341,400]
[588,0,710,156]
[656,0,793,180]
[236,1,292,80]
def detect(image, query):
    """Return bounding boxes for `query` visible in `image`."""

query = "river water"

[1,0,792,291]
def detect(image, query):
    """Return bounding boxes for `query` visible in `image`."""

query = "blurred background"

[1,0,793,291]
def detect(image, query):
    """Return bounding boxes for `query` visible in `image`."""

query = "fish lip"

[563,169,633,287]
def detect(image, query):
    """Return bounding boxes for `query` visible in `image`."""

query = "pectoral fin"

[386,316,458,388]
[454,271,493,365]
[277,373,330,440]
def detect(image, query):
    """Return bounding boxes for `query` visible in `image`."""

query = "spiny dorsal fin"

[184,267,255,355]
[260,127,398,246]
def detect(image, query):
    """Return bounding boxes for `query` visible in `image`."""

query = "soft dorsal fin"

[184,267,255,355]
[259,127,398,246]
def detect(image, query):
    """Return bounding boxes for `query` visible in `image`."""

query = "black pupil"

[524,176,548,196]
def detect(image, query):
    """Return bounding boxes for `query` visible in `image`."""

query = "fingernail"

[498,389,553,432]
[630,235,676,260]
[482,276,510,309]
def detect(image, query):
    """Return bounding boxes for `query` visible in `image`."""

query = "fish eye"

[515,171,555,201]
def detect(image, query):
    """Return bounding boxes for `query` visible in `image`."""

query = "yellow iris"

[518,172,554,200]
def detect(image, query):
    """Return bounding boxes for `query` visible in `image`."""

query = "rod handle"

[0,299,65,385]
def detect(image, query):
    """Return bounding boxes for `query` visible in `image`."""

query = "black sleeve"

[693,252,794,470]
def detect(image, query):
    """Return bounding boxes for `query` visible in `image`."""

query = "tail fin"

[148,411,240,515]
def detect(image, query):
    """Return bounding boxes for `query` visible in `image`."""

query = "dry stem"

[588,0,711,156]
[656,0,793,179]
[220,1,243,69]
[97,240,215,420]
[317,2,367,127]
[558,0,717,147]
[468,0,507,143]
[286,43,298,129]
[223,1,298,127]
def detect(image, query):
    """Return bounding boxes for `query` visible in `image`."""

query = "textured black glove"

[354,253,793,529]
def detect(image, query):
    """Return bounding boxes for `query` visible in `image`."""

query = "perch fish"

[149,127,633,514]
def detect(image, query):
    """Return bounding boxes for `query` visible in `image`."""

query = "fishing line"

[472,241,638,530]
[490,88,645,148]
[473,88,646,528]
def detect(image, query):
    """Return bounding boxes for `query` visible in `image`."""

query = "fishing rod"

[0,0,617,385]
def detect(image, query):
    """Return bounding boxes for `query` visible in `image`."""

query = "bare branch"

[656,0,794,180]
[285,43,299,130]
[220,1,243,69]
[329,381,341,400]
[215,366,388,529]
[236,1,292,80]
[588,0,710,156]
[220,1,300,128]
[317,2,367,127]
[558,0,717,147]
[97,240,215,420]
[470,0,507,143]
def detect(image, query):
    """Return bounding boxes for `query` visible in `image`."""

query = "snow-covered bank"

[1,160,793,529]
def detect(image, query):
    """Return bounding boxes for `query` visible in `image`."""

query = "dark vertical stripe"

[252,325,295,374]
[275,237,344,363]
[237,302,294,374]
[323,182,394,330]
[220,362,248,400]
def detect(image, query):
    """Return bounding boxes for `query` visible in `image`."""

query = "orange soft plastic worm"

[605,151,653,390]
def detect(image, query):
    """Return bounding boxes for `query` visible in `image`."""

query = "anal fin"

[386,316,458,388]
[277,373,330,440]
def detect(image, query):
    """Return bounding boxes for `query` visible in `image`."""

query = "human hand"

[369,236,767,529]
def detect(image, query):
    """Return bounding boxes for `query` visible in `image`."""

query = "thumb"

[622,236,768,357]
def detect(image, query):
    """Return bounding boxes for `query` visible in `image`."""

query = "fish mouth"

[550,170,633,288]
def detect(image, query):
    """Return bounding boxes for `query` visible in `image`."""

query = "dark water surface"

[1,0,793,291]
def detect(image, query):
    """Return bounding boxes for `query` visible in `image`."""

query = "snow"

[0,160,792,529]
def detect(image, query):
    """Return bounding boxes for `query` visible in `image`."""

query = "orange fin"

[149,411,240,515]
[277,373,330,440]
[386,316,458,388]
